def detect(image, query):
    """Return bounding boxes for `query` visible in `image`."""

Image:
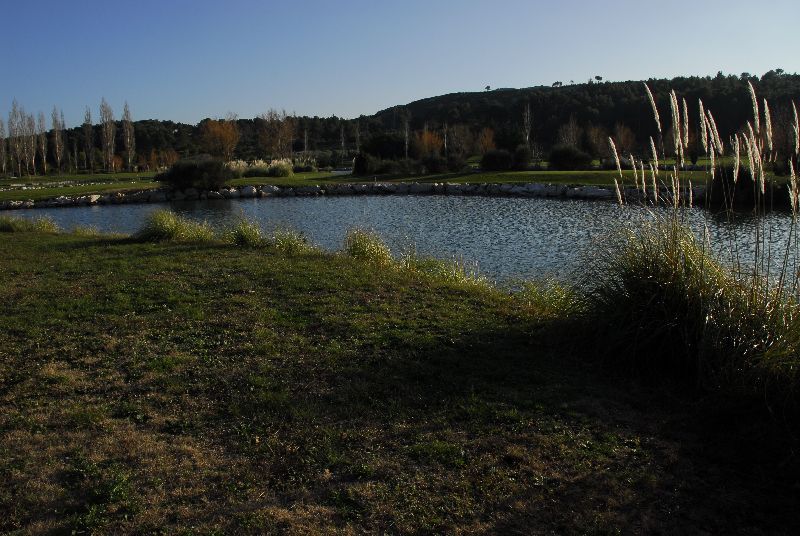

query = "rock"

[183,188,199,200]
[259,185,280,197]
[170,190,186,201]
[409,183,434,194]
[149,190,167,203]
[88,194,102,205]
[296,185,322,196]
[221,188,239,199]
[206,191,224,200]
[240,185,258,198]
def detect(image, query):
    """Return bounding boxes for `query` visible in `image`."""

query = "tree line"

[2,70,798,177]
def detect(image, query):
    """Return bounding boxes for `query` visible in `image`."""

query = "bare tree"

[51,107,64,174]
[443,122,448,158]
[24,113,37,175]
[8,100,24,176]
[355,121,361,153]
[99,98,116,172]
[303,127,309,154]
[82,106,94,173]
[0,118,6,176]
[404,118,409,159]
[557,115,582,148]
[122,102,136,171]
[37,112,48,175]
[522,102,533,150]
[258,109,295,158]
[340,123,346,158]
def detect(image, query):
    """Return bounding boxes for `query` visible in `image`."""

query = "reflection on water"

[13,196,799,282]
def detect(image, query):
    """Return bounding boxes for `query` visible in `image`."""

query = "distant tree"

[0,118,6,176]
[485,85,491,91]
[23,113,36,175]
[8,99,24,176]
[51,107,64,174]
[595,76,603,82]
[99,98,116,172]
[415,129,444,156]
[122,102,136,171]
[557,115,582,148]
[259,109,295,158]
[477,127,496,154]
[82,106,94,173]
[613,122,636,154]
[36,112,47,175]
[585,124,610,159]
[404,117,410,159]
[200,116,239,161]
[522,101,533,150]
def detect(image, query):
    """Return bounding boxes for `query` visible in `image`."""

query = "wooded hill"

[52,70,800,169]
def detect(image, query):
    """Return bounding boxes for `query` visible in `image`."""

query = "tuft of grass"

[344,228,393,266]
[518,279,583,320]
[271,227,315,255]
[400,249,488,288]
[225,218,265,248]
[134,209,215,243]
[584,216,800,410]
[71,225,103,237]
[0,215,60,233]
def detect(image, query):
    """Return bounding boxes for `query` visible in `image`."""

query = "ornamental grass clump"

[344,228,393,266]
[584,216,800,412]
[267,159,294,178]
[135,209,214,243]
[225,218,265,248]
[0,215,59,233]
[271,227,314,255]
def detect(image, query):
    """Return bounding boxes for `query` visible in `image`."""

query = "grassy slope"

[1,232,797,533]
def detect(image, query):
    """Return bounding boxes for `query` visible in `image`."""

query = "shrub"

[267,160,294,177]
[548,145,592,170]
[271,228,314,255]
[584,216,799,411]
[243,165,270,177]
[344,228,393,266]
[513,145,532,170]
[225,218,264,247]
[0,215,59,233]
[158,156,233,191]
[480,149,513,171]
[353,153,378,176]
[135,210,215,242]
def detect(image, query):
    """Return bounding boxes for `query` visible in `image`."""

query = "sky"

[1,0,799,128]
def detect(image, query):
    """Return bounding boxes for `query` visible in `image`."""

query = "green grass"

[0,214,60,233]
[0,181,161,202]
[1,227,798,533]
[134,209,214,242]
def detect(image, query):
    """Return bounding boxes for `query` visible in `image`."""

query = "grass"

[0,181,161,202]
[134,209,214,242]
[1,224,799,533]
[0,214,59,233]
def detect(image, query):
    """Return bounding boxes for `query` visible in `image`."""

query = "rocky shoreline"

[0,182,706,210]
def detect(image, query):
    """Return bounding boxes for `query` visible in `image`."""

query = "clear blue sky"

[2,0,798,127]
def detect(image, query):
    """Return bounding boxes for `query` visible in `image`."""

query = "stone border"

[0,182,706,211]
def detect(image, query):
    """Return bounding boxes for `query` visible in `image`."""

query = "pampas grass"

[644,83,662,136]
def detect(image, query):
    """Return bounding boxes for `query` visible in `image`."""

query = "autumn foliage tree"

[200,116,239,161]
[258,109,295,159]
[477,127,496,154]
[415,129,444,156]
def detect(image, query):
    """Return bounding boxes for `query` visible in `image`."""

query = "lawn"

[0,230,797,533]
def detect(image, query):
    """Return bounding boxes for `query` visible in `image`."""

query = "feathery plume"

[688,179,693,208]
[698,99,708,154]
[609,137,623,181]
[790,159,798,218]
[640,161,647,196]
[649,163,658,204]
[706,110,723,155]
[613,179,623,205]
[792,101,799,156]
[748,81,760,135]
[669,90,681,158]
[681,97,690,147]
[744,134,755,182]
[644,83,662,136]
[630,154,639,191]
[733,134,740,184]
[649,136,659,173]
[763,98,773,156]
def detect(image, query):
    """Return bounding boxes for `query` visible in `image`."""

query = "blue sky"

[2,0,798,127]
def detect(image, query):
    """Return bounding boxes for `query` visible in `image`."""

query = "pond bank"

[0,181,706,210]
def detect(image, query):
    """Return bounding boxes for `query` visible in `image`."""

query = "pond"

[11,195,798,282]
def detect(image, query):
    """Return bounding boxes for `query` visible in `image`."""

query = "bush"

[0,216,59,233]
[513,145,532,170]
[584,217,799,412]
[421,155,448,174]
[267,160,294,177]
[243,165,270,177]
[480,149,513,171]
[158,156,234,191]
[225,218,264,247]
[344,228,392,266]
[353,153,378,176]
[548,145,592,170]
[135,210,215,242]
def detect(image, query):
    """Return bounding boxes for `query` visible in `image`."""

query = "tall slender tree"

[522,101,533,150]
[8,100,24,176]
[37,112,48,175]
[24,113,37,175]
[82,106,94,173]
[122,102,136,171]
[0,118,6,176]
[51,107,64,174]
[99,98,116,172]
